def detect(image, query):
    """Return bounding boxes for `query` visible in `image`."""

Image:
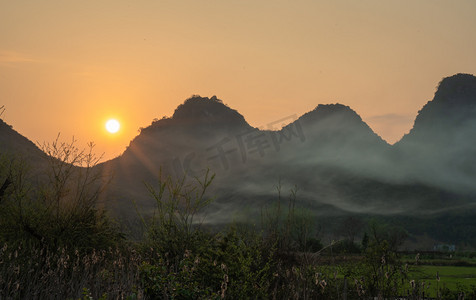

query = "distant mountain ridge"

[2,74,476,224]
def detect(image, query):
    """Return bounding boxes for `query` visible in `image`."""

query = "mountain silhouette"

[282,104,390,171]
[2,75,476,238]
[94,88,473,222]
[395,73,476,192]
[170,95,251,130]
[95,96,255,219]
[0,118,45,161]
[0,119,48,200]
[400,73,476,144]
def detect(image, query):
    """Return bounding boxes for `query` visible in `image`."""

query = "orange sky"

[1,0,476,161]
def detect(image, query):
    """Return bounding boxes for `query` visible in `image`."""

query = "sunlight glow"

[105,119,120,134]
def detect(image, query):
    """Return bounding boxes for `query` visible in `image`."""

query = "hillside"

[0,118,45,160]
[395,73,476,193]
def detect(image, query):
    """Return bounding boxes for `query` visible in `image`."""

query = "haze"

[1,0,476,161]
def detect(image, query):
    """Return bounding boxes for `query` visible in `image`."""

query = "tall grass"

[0,243,141,299]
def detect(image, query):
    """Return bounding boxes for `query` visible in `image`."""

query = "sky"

[1,0,476,161]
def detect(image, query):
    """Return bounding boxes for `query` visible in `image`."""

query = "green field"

[407,265,476,297]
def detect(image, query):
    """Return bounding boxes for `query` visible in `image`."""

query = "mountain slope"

[0,118,45,161]
[280,104,390,173]
[395,73,476,193]
[400,73,476,144]
[96,96,256,218]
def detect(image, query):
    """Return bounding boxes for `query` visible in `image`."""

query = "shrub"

[0,137,121,252]
[0,136,126,297]
[353,238,408,298]
[261,182,322,254]
[139,171,280,299]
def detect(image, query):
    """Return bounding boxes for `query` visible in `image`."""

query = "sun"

[105,119,120,134]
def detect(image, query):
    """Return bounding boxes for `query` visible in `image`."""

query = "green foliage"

[79,288,108,300]
[140,254,223,299]
[315,220,411,299]
[330,239,362,254]
[334,221,409,299]
[361,232,369,250]
[367,218,408,251]
[306,237,323,252]
[139,171,278,299]
[359,239,408,298]
[0,136,128,298]
[339,216,364,244]
[140,227,276,299]
[140,168,215,258]
[261,182,321,254]
[212,227,275,298]
[0,137,121,251]
[139,169,220,298]
[406,265,476,299]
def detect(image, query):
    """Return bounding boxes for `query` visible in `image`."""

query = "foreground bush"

[0,138,122,252]
[138,171,278,298]
[0,138,129,298]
